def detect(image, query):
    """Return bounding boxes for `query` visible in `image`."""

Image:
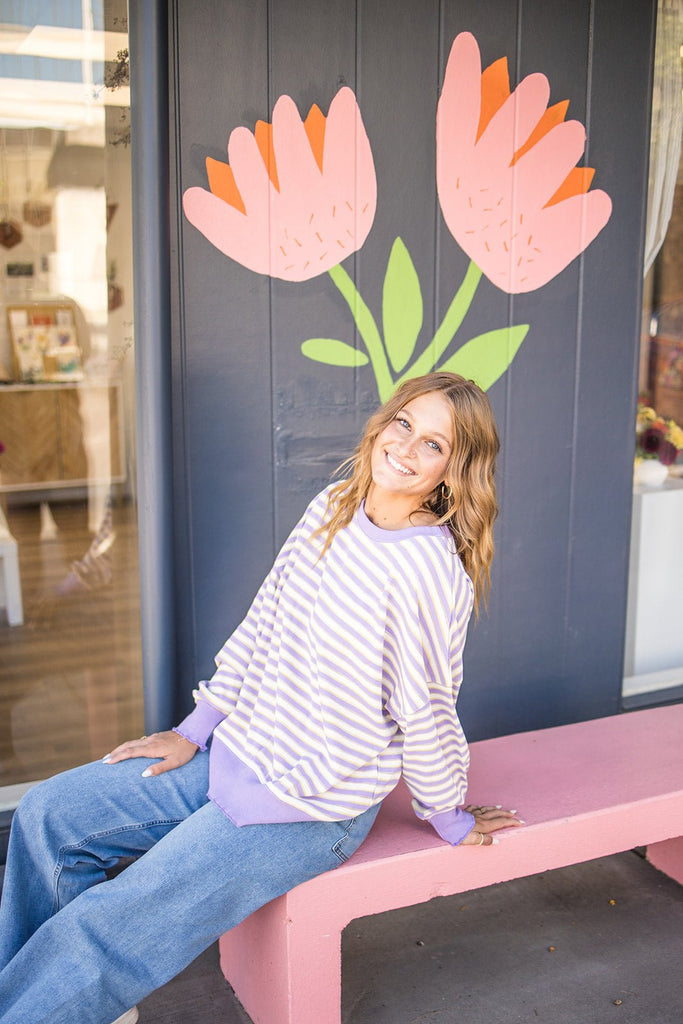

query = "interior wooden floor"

[0,498,144,788]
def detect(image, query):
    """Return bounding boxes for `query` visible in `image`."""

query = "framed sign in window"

[6,302,83,383]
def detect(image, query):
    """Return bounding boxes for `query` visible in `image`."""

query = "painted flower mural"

[183,32,612,401]
[436,32,613,295]
[182,87,376,282]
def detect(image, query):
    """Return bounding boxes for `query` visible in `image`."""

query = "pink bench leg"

[219,892,343,1024]
[647,837,683,886]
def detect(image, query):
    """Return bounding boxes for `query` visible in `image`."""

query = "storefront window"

[623,2,683,706]
[0,2,143,791]
[639,9,683,425]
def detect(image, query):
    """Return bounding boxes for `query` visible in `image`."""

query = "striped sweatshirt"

[175,485,476,845]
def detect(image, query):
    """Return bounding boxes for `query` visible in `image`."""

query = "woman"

[0,372,521,1024]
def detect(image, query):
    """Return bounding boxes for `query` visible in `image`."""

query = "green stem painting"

[301,238,529,401]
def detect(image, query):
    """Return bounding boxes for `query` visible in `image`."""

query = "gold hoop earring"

[441,482,453,500]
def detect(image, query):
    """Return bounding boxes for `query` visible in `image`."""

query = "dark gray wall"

[166,0,656,739]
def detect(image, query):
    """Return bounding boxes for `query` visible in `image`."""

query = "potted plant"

[634,404,683,486]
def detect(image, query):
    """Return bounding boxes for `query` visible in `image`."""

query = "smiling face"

[369,391,454,507]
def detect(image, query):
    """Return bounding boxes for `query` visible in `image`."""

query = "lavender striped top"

[175,485,476,845]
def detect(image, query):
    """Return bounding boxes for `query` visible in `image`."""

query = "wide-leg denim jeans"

[0,749,381,1024]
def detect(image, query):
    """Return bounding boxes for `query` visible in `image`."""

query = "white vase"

[634,459,669,487]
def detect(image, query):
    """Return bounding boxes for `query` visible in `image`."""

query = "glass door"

[0,1,143,795]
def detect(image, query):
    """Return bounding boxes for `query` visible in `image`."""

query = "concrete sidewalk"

[138,849,683,1024]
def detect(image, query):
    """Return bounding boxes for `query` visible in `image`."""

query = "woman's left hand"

[460,804,524,846]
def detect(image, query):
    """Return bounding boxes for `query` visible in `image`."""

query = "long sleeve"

[169,492,479,836]
[384,558,476,844]
[175,487,333,743]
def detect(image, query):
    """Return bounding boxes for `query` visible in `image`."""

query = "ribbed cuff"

[173,701,226,751]
[428,808,476,845]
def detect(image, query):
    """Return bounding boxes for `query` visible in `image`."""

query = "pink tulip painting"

[182,87,377,282]
[436,32,612,295]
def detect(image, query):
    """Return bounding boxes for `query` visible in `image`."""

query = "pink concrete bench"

[219,704,683,1024]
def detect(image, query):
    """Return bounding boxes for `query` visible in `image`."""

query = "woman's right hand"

[460,804,524,846]
[102,731,199,777]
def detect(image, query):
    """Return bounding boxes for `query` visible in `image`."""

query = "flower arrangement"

[636,405,683,465]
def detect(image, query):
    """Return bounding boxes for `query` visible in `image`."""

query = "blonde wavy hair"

[318,373,500,615]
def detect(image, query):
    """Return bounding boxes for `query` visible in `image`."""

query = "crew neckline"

[356,500,447,543]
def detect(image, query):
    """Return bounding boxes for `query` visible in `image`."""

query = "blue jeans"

[0,750,381,1024]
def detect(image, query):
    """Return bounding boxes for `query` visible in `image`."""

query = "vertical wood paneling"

[474,1,594,736]
[169,0,657,733]
[267,0,360,545]
[559,0,657,724]
[437,2,523,734]
[358,0,441,339]
[172,0,274,692]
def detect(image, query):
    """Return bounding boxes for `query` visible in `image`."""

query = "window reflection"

[624,8,683,708]
[0,2,143,789]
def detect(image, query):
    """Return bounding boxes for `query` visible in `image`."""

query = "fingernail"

[492,837,500,845]
[102,755,112,763]
[517,819,527,825]
[509,809,517,815]
[141,768,153,778]
[495,804,502,809]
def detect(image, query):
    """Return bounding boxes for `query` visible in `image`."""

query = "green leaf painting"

[439,325,529,391]
[382,238,423,373]
[301,338,369,367]
[311,244,530,401]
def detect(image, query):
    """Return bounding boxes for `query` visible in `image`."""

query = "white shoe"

[110,1010,139,1024]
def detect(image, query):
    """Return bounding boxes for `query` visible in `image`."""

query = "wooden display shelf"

[0,380,124,493]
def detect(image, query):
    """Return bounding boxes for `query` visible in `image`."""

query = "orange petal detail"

[206,157,246,214]
[512,100,570,165]
[254,120,280,191]
[477,57,510,140]
[304,103,326,172]
[546,166,595,207]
